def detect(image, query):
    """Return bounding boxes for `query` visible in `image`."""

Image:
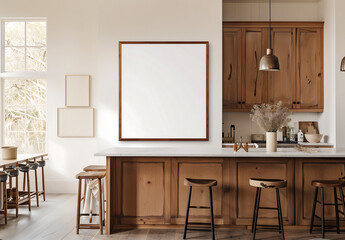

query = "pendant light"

[341,57,345,71]
[259,0,280,71]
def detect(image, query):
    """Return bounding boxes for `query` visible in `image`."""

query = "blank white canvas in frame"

[120,42,208,140]
[65,75,90,107]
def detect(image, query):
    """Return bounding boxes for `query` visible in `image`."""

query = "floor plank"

[1,194,345,240]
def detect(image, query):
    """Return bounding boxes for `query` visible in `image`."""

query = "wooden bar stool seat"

[249,178,287,189]
[310,180,345,239]
[250,178,286,240]
[312,180,345,188]
[83,165,106,172]
[184,178,217,187]
[0,171,8,224]
[76,171,106,235]
[5,168,19,217]
[183,178,217,240]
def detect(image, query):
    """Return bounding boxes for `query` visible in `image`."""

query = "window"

[1,19,47,154]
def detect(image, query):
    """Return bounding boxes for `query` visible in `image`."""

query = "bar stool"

[0,171,8,224]
[249,178,287,240]
[310,180,345,239]
[82,165,106,223]
[28,162,40,207]
[5,167,19,217]
[183,178,217,240]
[76,171,106,235]
[19,164,31,211]
[36,156,47,201]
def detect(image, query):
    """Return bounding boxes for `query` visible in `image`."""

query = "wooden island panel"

[171,158,227,225]
[106,156,345,234]
[230,158,294,226]
[295,159,345,225]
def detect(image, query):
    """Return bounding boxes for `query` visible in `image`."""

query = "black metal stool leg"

[334,187,340,234]
[209,187,215,240]
[321,187,325,239]
[252,188,261,240]
[276,189,284,240]
[340,187,345,219]
[251,188,259,233]
[310,187,318,233]
[183,186,192,239]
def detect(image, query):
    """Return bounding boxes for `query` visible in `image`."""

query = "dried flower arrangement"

[250,101,291,132]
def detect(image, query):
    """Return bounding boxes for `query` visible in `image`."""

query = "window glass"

[4,79,47,153]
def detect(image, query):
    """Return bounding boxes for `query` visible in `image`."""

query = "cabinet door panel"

[178,162,223,218]
[237,163,288,219]
[122,162,164,217]
[223,28,242,110]
[302,163,344,220]
[269,28,295,108]
[296,28,323,110]
[242,28,267,109]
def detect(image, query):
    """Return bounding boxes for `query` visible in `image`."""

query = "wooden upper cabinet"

[269,28,295,108]
[223,28,242,110]
[222,22,324,112]
[241,28,267,109]
[296,28,324,111]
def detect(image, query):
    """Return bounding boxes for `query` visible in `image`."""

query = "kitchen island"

[95,147,345,234]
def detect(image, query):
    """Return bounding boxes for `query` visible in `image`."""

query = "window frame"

[0,17,47,151]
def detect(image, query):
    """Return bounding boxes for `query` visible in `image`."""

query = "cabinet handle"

[293,101,297,104]
[254,51,258,97]
[297,101,300,104]
[238,101,241,104]
[242,101,245,104]
[228,64,232,81]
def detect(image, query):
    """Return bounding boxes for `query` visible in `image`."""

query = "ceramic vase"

[266,132,277,152]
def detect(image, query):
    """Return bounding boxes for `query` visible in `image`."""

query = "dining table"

[0,153,48,208]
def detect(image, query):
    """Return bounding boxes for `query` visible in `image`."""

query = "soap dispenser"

[298,129,304,143]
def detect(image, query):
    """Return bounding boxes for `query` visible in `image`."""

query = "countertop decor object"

[1,146,17,160]
[305,134,323,143]
[250,101,291,152]
[341,56,345,71]
[259,0,280,71]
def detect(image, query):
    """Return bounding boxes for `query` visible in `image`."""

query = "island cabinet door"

[171,158,230,225]
[295,159,345,225]
[115,157,171,225]
[229,158,294,226]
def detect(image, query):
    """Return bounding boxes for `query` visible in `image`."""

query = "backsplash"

[222,112,325,143]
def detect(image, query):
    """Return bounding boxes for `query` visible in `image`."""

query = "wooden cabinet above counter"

[223,22,324,112]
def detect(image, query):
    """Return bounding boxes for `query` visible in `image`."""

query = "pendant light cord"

[269,0,272,49]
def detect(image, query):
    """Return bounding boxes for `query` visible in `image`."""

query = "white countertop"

[95,147,345,158]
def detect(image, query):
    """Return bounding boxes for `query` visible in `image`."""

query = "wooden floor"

[0,194,345,240]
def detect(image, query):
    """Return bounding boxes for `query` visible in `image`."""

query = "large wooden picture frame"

[119,41,209,141]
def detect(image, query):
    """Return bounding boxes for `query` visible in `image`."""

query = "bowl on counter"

[305,134,323,143]
[1,146,17,160]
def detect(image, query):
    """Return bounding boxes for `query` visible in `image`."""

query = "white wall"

[222,0,337,144]
[0,0,222,192]
[97,0,222,149]
[335,0,345,147]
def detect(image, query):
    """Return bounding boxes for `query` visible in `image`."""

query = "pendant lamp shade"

[341,57,345,71]
[259,48,280,71]
[259,0,280,72]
